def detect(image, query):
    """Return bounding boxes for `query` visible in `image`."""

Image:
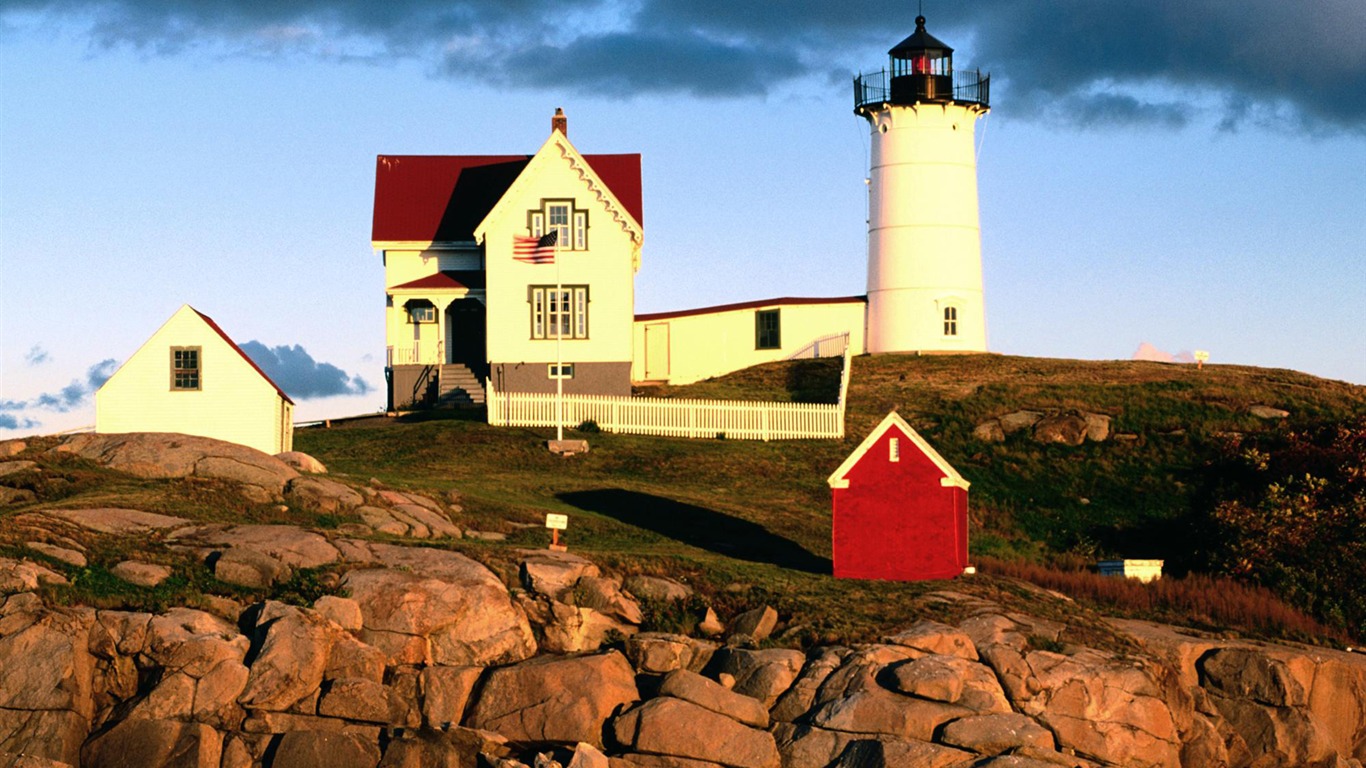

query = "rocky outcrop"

[55,433,299,500]
[974,410,1115,445]
[468,651,639,747]
[4,437,1366,768]
[3,566,1365,768]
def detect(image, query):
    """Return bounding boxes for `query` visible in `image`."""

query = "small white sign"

[545,513,569,530]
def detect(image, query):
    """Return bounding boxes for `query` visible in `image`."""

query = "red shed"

[827,411,970,581]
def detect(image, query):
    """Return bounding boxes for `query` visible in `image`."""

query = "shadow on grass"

[558,488,831,575]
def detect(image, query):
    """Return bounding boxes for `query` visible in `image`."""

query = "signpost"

[545,513,569,551]
[1194,350,1210,370]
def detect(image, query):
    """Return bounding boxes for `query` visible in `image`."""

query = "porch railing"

[387,341,445,366]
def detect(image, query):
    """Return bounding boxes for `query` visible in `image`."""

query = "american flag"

[513,231,557,264]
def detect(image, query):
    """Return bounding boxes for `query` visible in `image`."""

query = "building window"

[943,306,959,336]
[530,286,588,339]
[549,363,575,379]
[407,300,436,324]
[755,309,781,349]
[171,347,201,391]
[889,437,900,462]
[528,200,587,250]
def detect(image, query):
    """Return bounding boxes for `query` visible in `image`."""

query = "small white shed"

[1097,559,1165,583]
[96,305,294,454]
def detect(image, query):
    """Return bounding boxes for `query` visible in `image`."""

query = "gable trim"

[827,410,968,490]
[473,132,643,266]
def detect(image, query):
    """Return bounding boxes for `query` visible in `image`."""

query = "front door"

[446,298,487,375]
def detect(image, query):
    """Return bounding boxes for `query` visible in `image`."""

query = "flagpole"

[555,233,564,443]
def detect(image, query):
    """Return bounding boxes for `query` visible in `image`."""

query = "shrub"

[577,420,601,434]
[1199,418,1366,638]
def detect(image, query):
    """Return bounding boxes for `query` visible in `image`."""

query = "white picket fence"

[487,337,852,441]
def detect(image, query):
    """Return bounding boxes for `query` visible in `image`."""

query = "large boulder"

[623,633,714,676]
[830,738,976,768]
[1032,413,1089,446]
[612,697,779,768]
[622,575,693,603]
[520,550,601,599]
[343,545,535,666]
[237,604,341,713]
[276,451,328,474]
[175,525,341,571]
[81,718,222,768]
[770,648,848,723]
[883,620,979,661]
[38,508,190,536]
[657,670,769,729]
[887,654,1011,713]
[1199,646,1343,766]
[286,476,363,514]
[705,648,805,707]
[0,558,67,593]
[271,731,381,768]
[939,713,1056,755]
[56,433,298,497]
[965,613,1184,768]
[466,651,639,747]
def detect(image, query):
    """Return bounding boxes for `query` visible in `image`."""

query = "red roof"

[191,308,294,405]
[390,271,487,291]
[372,153,643,243]
[635,296,866,323]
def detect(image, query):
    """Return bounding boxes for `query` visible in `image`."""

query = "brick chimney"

[551,107,567,136]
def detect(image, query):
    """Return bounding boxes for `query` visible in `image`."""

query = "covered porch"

[387,271,487,369]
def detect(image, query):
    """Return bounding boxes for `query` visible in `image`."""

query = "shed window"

[171,347,201,391]
[755,309,781,350]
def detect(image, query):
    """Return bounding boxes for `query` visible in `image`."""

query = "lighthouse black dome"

[889,16,954,59]
[854,14,989,114]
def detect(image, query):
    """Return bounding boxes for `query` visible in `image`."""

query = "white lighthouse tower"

[856,14,990,354]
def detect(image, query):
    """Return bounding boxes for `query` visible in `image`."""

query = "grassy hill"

[291,354,1365,644]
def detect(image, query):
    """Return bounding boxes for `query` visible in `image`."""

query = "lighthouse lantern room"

[855,14,990,355]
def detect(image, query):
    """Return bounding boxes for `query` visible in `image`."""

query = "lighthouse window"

[755,309,781,350]
[943,307,959,336]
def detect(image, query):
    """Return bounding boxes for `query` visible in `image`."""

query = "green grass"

[284,353,1364,645]
[5,353,1362,645]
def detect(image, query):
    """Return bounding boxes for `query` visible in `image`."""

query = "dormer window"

[529,200,588,250]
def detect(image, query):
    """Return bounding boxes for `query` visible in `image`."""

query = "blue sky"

[3,1,1364,434]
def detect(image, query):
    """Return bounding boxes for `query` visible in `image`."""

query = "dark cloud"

[240,341,371,400]
[25,345,50,365]
[4,0,1363,132]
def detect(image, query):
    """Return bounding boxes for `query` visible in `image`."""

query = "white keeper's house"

[372,13,990,408]
[372,109,643,409]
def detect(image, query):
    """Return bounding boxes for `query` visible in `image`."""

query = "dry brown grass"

[978,556,1348,644]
